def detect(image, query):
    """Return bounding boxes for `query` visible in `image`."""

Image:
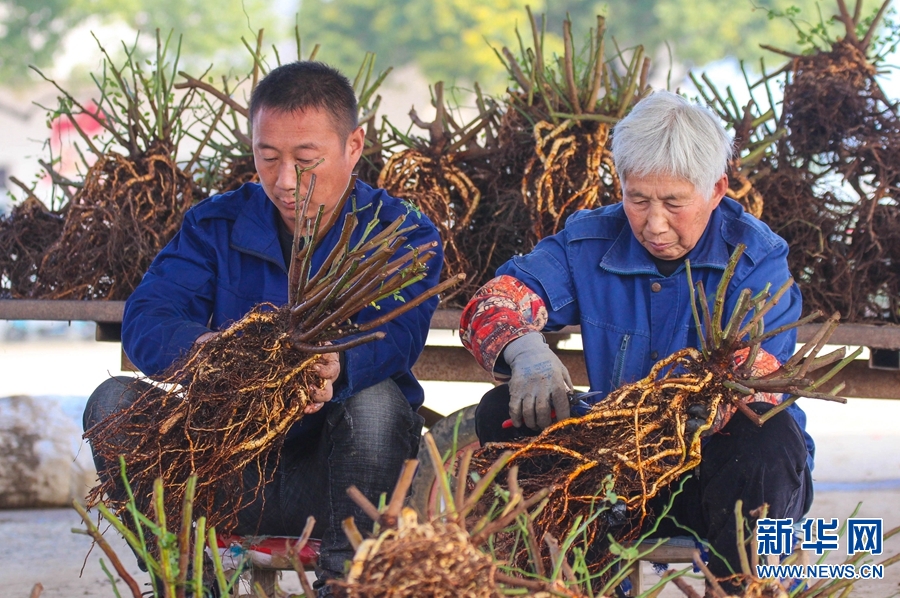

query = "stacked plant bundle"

[0,196,65,297]
[493,11,649,243]
[469,246,857,579]
[690,0,899,323]
[0,33,205,300]
[764,0,900,323]
[377,81,502,305]
[378,12,651,307]
[84,174,463,532]
[0,131,85,297]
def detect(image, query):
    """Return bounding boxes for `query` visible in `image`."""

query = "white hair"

[611,90,733,198]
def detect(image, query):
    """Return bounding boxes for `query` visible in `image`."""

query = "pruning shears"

[501,389,605,429]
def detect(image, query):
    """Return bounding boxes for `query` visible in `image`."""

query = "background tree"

[295,0,886,90]
[0,0,275,85]
[0,0,74,84]
[295,0,539,89]
[3,0,888,89]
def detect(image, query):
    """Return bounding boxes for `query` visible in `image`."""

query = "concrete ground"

[1,335,899,597]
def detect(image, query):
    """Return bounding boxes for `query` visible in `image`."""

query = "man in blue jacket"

[84,61,442,596]
[461,91,812,593]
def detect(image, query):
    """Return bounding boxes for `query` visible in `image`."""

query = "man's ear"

[346,126,365,164]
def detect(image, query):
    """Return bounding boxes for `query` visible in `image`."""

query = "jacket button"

[651,351,659,360]
[651,282,662,292]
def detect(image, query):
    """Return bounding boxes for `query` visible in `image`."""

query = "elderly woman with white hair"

[460,90,812,592]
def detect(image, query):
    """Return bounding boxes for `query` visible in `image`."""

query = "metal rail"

[4,302,897,348]
[0,299,125,323]
[430,309,900,348]
[3,301,900,399]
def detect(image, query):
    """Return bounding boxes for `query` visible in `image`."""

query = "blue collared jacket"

[122,180,442,439]
[496,198,815,470]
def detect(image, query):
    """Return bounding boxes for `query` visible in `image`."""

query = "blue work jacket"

[122,180,442,440]
[497,198,815,471]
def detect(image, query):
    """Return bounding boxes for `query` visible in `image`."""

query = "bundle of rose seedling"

[84,174,463,532]
[1,33,204,300]
[471,245,858,577]
[333,444,593,598]
[378,14,651,307]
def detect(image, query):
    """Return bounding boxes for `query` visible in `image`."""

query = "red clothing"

[459,275,547,377]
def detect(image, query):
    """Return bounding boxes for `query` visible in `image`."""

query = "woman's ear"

[710,174,729,208]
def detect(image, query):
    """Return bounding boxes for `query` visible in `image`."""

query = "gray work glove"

[503,332,573,430]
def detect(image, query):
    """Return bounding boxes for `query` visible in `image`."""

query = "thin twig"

[693,550,727,598]
[382,459,419,527]
[175,72,249,118]
[345,485,382,523]
[73,502,144,598]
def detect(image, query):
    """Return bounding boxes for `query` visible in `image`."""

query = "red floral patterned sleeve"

[459,275,548,379]
[711,347,783,433]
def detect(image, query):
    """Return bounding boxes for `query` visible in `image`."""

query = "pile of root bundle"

[334,458,587,598]
[691,0,900,323]
[0,34,201,300]
[470,246,856,579]
[1,32,391,302]
[377,14,648,306]
[0,197,65,297]
[30,141,195,300]
[376,83,497,306]
[339,511,502,598]
[0,139,196,301]
[84,175,462,531]
[5,1,900,317]
[760,5,900,323]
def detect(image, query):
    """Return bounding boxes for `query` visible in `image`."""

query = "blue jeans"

[84,376,423,582]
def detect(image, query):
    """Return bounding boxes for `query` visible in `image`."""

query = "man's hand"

[305,352,340,414]
[503,332,573,429]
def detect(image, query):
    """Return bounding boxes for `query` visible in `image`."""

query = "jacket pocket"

[612,334,631,388]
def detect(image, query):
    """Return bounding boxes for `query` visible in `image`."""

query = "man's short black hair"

[250,61,358,141]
